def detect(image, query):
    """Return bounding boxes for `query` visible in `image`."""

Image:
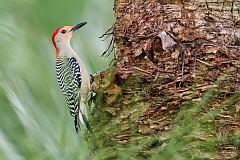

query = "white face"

[52,22,87,55]
[54,26,74,48]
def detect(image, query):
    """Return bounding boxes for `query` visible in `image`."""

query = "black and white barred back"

[56,57,82,129]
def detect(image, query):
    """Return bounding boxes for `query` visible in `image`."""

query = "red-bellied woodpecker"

[51,22,92,134]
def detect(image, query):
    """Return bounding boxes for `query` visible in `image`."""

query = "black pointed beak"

[70,22,87,32]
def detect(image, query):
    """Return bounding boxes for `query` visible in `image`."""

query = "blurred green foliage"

[0,0,113,159]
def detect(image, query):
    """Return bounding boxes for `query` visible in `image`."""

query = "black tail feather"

[74,114,80,133]
[74,109,93,135]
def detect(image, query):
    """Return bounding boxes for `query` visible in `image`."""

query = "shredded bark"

[92,0,240,159]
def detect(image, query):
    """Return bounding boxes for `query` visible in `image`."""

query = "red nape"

[52,26,63,58]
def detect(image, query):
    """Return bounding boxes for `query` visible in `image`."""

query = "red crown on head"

[52,26,64,58]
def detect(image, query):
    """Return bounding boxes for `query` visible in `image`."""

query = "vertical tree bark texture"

[92,0,240,159]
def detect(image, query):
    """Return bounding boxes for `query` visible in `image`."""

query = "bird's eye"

[61,30,66,34]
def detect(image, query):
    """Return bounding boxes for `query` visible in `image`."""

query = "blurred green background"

[0,0,114,159]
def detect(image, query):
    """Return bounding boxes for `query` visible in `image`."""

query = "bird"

[51,22,93,134]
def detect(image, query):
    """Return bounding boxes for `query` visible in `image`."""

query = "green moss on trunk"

[90,0,240,159]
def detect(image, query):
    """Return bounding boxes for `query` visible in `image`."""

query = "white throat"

[58,41,86,72]
[58,40,74,57]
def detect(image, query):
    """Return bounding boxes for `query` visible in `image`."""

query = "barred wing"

[56,57,81,117]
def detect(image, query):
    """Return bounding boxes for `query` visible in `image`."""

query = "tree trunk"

[91,0,240,159]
